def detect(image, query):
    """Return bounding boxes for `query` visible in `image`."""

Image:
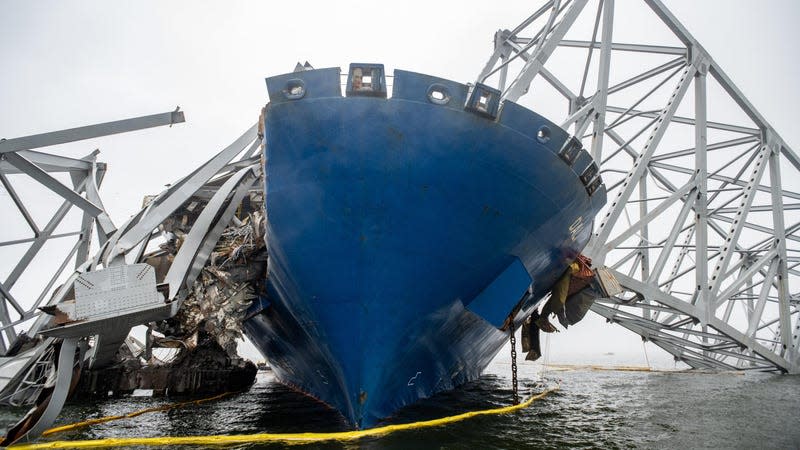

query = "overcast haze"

[1,1,798,366]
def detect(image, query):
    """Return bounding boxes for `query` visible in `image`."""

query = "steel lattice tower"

[477,0,799,372]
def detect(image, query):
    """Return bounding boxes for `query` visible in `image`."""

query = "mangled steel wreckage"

[0,113,269,445]
[76,194,267,397]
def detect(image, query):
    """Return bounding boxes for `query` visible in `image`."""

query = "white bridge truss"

[478,0,799,372]
[0,112,261,443]
[0,112,184,355]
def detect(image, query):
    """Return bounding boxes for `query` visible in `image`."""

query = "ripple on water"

[12,365,800,449]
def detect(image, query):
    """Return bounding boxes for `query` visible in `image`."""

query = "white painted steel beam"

[556,39,686,55]
[3,152,103,217]
[589,0,613,162]
[0,110,184,154]
[769,142,793,356]
[503,0,590,103]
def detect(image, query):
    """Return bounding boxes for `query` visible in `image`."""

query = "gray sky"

[1,0,798,366]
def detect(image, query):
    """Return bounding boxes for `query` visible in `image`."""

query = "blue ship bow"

[244,65,606,427]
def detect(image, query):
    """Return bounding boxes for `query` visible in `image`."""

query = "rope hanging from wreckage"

[9,389,558,449]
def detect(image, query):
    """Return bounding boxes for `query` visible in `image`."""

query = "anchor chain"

[509,326,519,405]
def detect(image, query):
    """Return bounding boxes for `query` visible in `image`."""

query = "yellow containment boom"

[10,388,556,449]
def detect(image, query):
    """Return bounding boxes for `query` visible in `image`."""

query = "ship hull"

[244,67,606,428]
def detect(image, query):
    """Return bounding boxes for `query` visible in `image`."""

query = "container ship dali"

[242,63,607,428]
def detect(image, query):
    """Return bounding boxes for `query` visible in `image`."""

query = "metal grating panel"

[74,264,162,320]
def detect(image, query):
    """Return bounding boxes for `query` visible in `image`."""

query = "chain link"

[509,326,519,405]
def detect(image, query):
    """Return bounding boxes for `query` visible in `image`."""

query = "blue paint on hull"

[243,67,606,428]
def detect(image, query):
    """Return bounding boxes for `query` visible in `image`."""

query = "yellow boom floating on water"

[10,388,556,449]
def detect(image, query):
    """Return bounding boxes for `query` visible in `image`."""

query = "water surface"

[5,361,799,449]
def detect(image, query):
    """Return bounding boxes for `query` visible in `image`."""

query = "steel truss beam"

[0,112,261,443]
[0,111,186,354]
[481,0,800,372]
